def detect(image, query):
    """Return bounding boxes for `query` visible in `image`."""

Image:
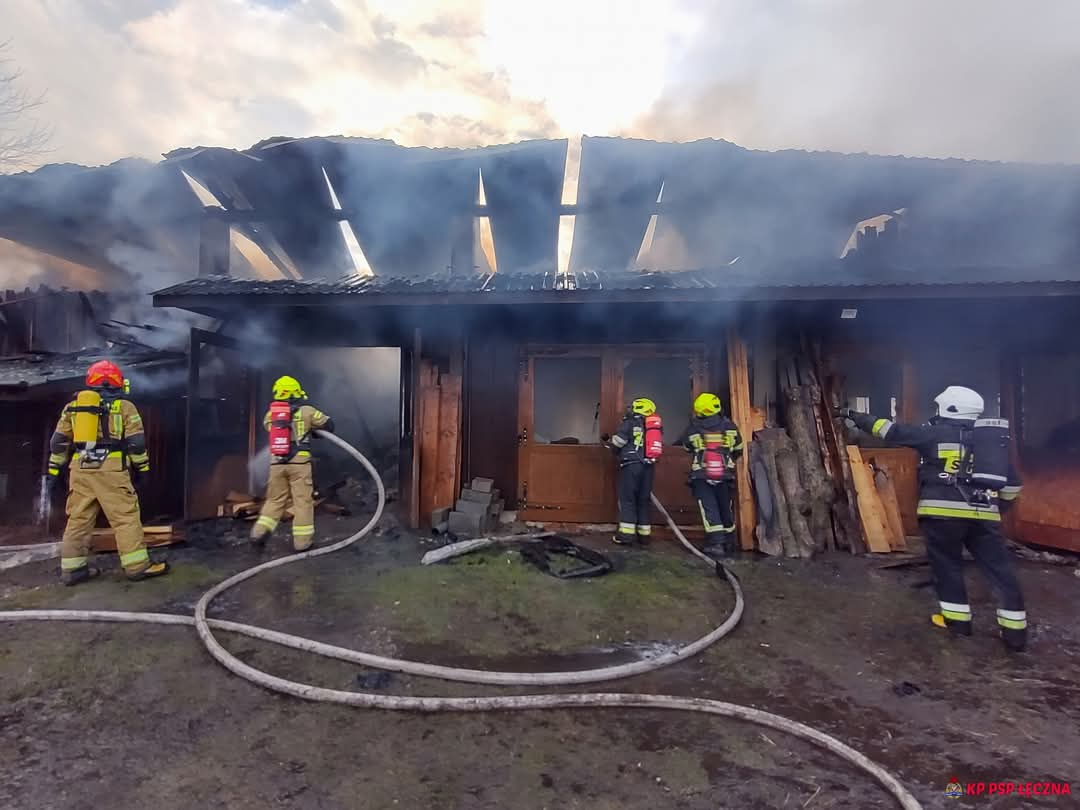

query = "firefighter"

[677,393,744,558]
[251,375,334,552]
[840,386,1027,652]
[47,360,169,584]
[606,398,662,545]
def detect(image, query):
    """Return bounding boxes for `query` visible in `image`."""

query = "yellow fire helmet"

[273,375,306,400]
[631,397,657,416]
[694,392,723,417]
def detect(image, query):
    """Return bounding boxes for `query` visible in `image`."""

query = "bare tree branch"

[0,40,52,172]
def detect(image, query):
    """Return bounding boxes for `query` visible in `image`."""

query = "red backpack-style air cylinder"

[268,401,294,457]
[703,435,729,481]
[644,414,663,461]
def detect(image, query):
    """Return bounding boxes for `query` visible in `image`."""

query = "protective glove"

[45,470,60,492]
[833,407,853,420]
[131,466,149,498]
[600,433,611,443]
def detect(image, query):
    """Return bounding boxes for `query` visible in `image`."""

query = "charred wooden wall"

[463,336,519,505]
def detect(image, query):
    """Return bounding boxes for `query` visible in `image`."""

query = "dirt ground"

[1,514,1077,810]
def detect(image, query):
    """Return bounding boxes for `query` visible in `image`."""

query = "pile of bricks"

[432,477,504,537]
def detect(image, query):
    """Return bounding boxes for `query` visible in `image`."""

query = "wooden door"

[517,349,617,522]
[517,345,706,526]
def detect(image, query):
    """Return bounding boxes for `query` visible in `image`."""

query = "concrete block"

[448,510,483,536]
[488,499,505,517]
[499,510,518,525]
[459,488,494,505]
[433,521,449,535]
[471,477,495,493]
[455,498,489,516]
[431,507,451,525]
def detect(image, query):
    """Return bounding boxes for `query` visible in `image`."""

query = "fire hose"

[0,431,922,809]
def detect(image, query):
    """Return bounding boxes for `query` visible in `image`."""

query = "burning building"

[3,135,1080,553]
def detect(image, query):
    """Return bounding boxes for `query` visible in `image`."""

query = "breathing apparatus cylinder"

[268,401,294,457]
[72,390,103,449]
[644,414,663,460]
[963,418,1010,491]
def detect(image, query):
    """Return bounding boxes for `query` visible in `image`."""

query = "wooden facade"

[157,278,1080,555]
[392,301,1080,554]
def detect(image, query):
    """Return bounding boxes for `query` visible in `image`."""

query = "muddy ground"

[1,514,1077,810]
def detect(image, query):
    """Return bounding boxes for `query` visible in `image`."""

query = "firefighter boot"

[931,614,973,636]
[126,561,170,581]
[61,565,101,587]
[1000,627,1027,653]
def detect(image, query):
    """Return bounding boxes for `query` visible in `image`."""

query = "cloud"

[630,0,1080,164]
[4,0,1080,167]
[2,0,561,166]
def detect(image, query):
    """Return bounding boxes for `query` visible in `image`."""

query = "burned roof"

[8,136,1080,297]
[0,345,186,397]
[153,260,1080,311]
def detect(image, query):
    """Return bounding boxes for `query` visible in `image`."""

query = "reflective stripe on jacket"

[676,414,744,480]
[849,412,1022,523]
[264,403,332,464]
[49,394,148,473]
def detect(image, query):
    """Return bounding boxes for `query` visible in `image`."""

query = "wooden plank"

[418,376,441,523]
[91,527,181,552]
[846,446,893,553]
[726,328,756,551]
[433,373,463,515]
[861,448,919,535]
[408,329,423,529]
[873,467,907,551]
[517,355,534,509]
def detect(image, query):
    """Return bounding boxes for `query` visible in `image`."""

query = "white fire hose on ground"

[0,431,922,810]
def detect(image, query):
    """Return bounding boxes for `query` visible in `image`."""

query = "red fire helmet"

[86,360,124,389]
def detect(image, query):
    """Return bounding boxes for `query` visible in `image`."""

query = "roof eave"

[153,280,1080,314]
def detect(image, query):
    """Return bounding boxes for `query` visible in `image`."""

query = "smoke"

[631,0,1080,165]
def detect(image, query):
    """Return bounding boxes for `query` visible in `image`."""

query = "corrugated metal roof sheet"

[0,347,185,391]
[154,261,1080,301]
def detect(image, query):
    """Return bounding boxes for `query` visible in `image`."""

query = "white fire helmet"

[934,386,984,420]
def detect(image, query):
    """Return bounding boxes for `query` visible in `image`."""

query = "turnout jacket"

[49,394,149,475]
[263,403,334,464]
[849,413,1021,522]
[609,413,654,466]
[675,414,744,481]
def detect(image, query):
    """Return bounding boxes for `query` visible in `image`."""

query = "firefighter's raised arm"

[840,409,933,448]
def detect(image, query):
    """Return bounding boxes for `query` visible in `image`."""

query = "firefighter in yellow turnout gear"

[48,360,169,584]
[251,376,334,552]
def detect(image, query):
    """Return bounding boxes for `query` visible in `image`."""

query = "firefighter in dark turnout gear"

[252,376,335,552]
[677,393,744,558]
[48,360,169,584]
[842,386,1027,652]
[607,398,661,545]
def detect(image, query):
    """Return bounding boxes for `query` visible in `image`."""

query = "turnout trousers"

[61,467,150,576]
[252,463,316,551]
[617,462,655,539]
[691,479,735,549]
[920,517,1027,650]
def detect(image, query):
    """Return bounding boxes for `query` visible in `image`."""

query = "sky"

[5,0,1080,168]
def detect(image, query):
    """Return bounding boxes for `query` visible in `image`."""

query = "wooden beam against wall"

[727,327,757,551]
[434,373,463,513]
[408,329,422,529]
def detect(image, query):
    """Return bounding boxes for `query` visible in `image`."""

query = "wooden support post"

[727,327,756,551]
[418,364,441,524]
[408,329,422,529]
[434,373,463,514]
[900,356,919,422]
[183,330,200,522]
